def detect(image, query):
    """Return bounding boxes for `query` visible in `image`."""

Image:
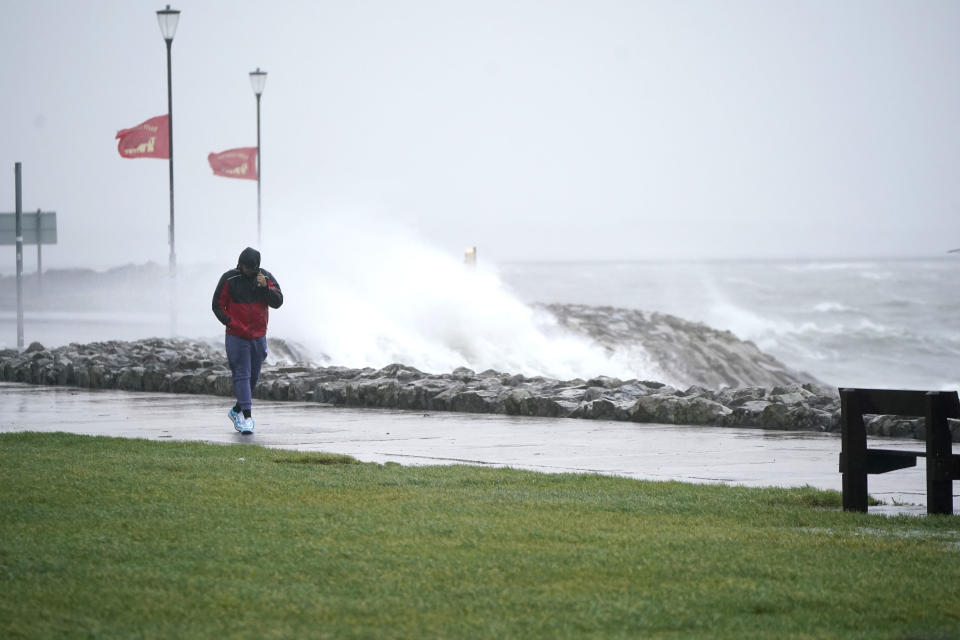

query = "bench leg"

[926,392,954,516]
[841,389,868,513]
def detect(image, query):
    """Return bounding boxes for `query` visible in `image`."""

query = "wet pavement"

[2,382,957,516]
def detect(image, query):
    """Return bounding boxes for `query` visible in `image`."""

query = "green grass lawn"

[1,432,958,639]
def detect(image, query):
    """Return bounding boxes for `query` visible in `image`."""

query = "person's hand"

[256,272,267,287]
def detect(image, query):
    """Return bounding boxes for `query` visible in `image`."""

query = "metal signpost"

[0,210,58,270]
[2,162,58,350]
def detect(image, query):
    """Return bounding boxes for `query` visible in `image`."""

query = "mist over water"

[267,216,664,381]
[2,214,957,391]
[0,214,671,382]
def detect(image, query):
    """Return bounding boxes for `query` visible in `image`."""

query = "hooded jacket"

[212,247,283,339]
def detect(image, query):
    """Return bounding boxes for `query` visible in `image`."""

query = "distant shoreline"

[2,253,958,278]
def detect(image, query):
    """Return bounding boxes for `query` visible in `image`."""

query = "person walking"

[212,247,283,434]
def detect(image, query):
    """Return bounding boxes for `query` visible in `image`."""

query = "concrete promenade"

[2,382,955,515]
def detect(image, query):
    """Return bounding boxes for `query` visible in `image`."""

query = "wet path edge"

[2,382,956,516]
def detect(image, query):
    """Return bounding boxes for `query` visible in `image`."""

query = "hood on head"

[238,247,261,270]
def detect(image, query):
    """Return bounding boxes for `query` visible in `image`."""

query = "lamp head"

[250,68,268,96]
[156,5,180,41]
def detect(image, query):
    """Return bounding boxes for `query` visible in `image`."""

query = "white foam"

[704,300,811,348]
[780,262,873,273]
[265,213,664,380]
[812,301,855,313]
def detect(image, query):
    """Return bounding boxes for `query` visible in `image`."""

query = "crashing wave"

[537,303,823,390]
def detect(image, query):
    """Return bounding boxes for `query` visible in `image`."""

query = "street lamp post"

[157,4,180,335]
[249,68,267,246]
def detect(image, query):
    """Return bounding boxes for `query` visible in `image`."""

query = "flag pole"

[256,91,261,246]
[157,5,180,336]
[249,68,267,246]
[165,34,176,335]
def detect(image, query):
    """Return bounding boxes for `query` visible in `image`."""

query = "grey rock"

[117,367,145,391]
[630,395,731,425]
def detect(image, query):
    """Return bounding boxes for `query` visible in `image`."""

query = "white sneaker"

[228,408,243,431]
[239,417,255,434]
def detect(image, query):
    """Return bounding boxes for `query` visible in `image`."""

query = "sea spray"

[265,214,671,381]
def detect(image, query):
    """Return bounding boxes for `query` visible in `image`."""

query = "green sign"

[0,211,57,245]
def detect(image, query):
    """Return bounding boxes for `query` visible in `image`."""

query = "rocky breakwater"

[543,303,822,389]
[2,337,954,441]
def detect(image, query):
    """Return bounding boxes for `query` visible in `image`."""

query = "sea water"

[2,255,958,391]
[498,257,960,390]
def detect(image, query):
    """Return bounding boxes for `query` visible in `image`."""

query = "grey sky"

[1,0,958,270]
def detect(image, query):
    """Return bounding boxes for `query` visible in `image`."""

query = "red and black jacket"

[212,268,283,339]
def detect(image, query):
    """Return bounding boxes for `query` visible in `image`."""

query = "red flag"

[115,115,170,159]
[208,147,258,180]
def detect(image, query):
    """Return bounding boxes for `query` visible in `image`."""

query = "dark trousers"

[225,334,267,411]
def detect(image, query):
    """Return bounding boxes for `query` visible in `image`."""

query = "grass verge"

[1,432,959,639]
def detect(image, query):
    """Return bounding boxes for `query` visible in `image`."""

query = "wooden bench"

[839,388,960,515]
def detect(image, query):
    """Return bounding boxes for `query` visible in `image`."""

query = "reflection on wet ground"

[3,382,956,516]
